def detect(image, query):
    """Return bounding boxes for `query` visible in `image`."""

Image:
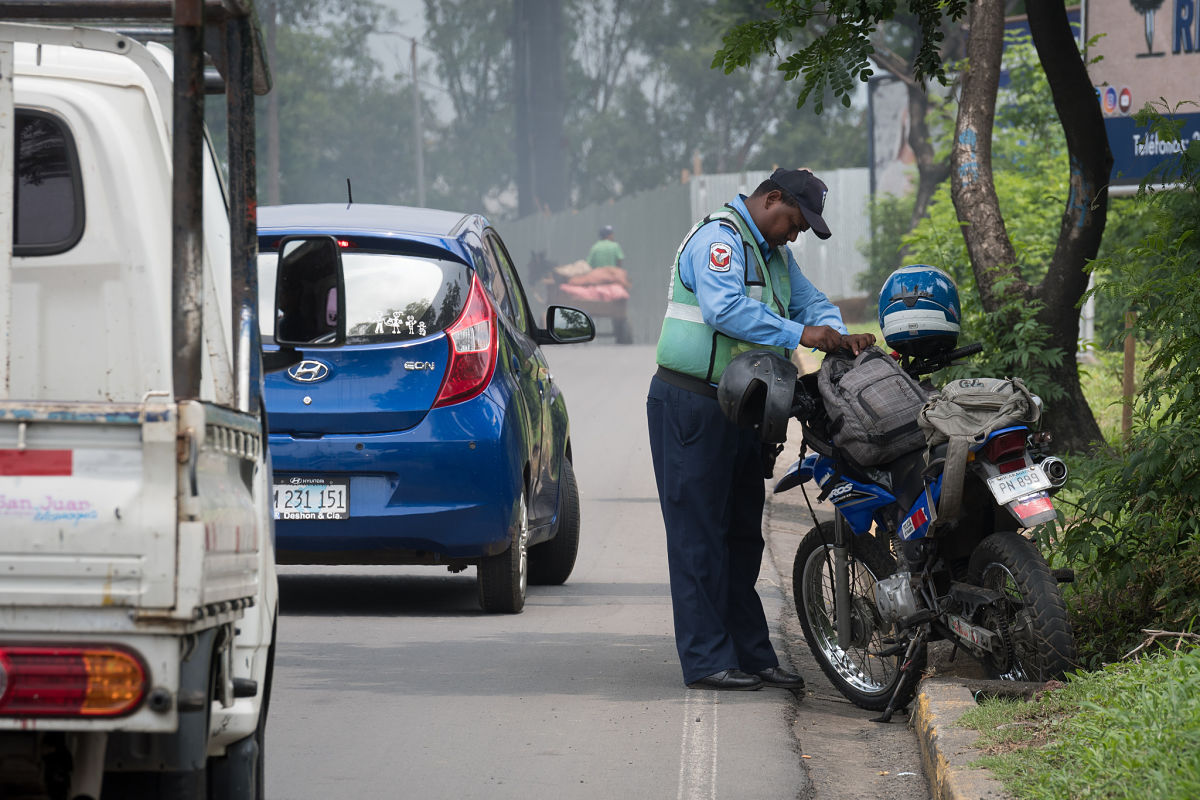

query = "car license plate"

[986,464,1051,506]
[273,477,349,520]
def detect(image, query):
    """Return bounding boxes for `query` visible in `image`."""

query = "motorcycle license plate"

[986,464,1051,505]
[273,477,349,520]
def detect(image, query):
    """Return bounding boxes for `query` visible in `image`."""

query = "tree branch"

[870,42,919,89]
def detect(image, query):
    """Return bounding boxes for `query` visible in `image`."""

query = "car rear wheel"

[477,490,528,613]
[529,459,580,585]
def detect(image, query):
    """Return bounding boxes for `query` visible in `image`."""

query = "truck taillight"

[433,274,497,408]
[0,646,147,717]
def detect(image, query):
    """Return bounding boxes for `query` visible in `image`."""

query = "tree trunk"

[950,0,1024,310]
[1026,1,1110,453]
[907,82,950,230]
[871,16,965,230]
[868,43,949,229]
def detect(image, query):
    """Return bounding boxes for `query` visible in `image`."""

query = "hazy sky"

[369,0,454,118]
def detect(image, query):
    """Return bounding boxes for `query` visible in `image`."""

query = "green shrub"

[1051,103,1200,665]
[1088,196,1158,351]
[940,276,1066,404]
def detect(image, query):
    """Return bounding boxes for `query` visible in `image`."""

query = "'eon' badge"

[709,243,732,272]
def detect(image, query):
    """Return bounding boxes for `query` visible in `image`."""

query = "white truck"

[0,2,309,797]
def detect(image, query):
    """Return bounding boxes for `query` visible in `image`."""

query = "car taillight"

[0,645,147,717]
[982,430,1028,473]
[433,274,497,408]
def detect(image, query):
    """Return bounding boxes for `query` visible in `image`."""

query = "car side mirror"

[273,235,347,348]
[537,305,595,345]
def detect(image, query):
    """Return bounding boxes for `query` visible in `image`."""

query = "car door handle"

[510,354,521,374]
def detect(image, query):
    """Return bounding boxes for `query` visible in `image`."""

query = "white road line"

[677,691,718,800]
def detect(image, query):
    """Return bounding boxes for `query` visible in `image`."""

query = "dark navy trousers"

[646,375,780,684]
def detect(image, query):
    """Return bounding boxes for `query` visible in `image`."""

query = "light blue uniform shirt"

[677,195,846,349]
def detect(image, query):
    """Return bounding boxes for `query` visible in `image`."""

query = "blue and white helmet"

[878,265,961,357]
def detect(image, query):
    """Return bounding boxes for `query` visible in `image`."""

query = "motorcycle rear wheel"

[793,520,924,711]
[967,531,1078,681]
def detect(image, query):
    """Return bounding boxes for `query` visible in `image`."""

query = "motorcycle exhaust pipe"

[1040,456,1068,487]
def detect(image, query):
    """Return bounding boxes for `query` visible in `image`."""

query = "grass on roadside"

[959,646,1200,800]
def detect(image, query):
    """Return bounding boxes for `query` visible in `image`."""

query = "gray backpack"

[817,346,932,466]
[917,376,1040,520]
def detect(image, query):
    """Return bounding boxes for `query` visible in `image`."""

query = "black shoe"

[686,669,763,691]
[756,666,805,690]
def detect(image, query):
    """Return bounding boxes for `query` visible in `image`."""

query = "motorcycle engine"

[874,572,920,623]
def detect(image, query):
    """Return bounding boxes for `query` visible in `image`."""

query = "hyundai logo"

[287,360,331,383]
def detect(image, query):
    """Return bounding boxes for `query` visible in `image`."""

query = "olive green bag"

[918,376,1040,521]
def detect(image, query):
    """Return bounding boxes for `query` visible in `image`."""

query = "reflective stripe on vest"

[655,205,792,383]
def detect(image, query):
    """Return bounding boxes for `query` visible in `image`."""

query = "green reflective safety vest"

[655,205,792,384]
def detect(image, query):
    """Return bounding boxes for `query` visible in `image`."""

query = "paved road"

[265,343,930,799]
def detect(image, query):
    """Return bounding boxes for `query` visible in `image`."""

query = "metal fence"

[496,168,871,344]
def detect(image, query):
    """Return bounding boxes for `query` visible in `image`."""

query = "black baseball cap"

[770,168,831,240]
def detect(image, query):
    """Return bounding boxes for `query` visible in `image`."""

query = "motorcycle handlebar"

[904,341,985,377]
[945,342,984,361]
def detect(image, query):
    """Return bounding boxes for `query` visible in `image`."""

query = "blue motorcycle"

[777,343,1077,721]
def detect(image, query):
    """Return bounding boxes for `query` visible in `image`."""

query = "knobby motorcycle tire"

[966,531,1078,681]
[792,521,925,712]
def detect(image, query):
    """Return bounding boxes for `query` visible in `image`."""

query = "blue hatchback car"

[257,204,595,612]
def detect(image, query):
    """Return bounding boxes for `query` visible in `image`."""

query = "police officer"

[646,168,875,691]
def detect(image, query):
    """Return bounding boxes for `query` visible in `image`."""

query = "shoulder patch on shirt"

[709,243,732,272]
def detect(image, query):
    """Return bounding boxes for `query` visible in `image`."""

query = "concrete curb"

[912,679,1012,800]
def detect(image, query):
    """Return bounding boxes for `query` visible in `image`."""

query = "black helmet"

[717,350,798,443]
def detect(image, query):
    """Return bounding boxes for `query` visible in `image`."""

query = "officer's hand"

[842,332,876,356]
[799,325,844,353]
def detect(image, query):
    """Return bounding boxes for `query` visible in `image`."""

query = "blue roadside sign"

[1105,112,1200,186]
[1088,0,1200,188]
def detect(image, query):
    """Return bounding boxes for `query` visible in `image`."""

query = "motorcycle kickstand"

[871,625,928,724]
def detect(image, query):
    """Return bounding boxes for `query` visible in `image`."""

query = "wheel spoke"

[802,544,898,695]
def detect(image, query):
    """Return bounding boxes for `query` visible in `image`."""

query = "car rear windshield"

[258,250,472,344]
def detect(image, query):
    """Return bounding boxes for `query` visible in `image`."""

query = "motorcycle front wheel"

[967,531,1078,681]
[793,519,924,711]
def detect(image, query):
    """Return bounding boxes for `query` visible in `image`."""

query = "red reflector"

[1012,494,1054,520]
[0,646,146,717]
[0,450,72,476]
